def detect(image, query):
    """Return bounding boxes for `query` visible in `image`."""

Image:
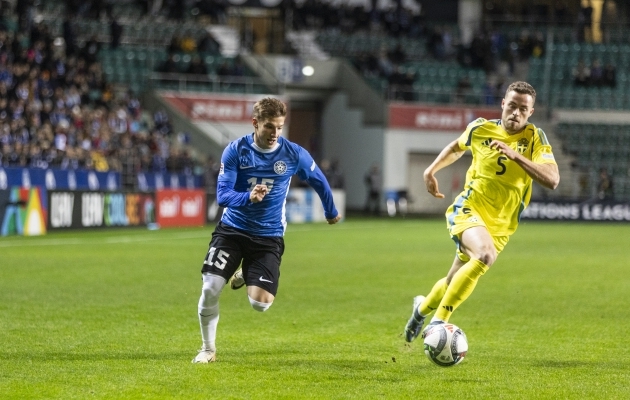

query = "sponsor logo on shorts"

[259,276,273,283]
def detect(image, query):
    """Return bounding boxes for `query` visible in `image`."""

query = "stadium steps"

[286,30,330,60]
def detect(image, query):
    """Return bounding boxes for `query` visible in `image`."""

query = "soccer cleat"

[404,295,426,343]
[421,320,445,340]
[192,349,216,364]
[229,269,245,290]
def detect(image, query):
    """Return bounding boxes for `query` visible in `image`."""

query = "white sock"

[198,273,226,351]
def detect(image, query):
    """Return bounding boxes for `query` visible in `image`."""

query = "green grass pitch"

[1,218,629,399]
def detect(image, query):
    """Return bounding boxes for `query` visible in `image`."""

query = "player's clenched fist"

[249,184,268,203]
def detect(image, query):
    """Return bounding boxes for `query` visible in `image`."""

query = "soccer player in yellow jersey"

[404,81,560,342]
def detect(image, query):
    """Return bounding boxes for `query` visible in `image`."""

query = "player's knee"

[199,274,225,308]
[476,248,497,266]
[248,296,273,312]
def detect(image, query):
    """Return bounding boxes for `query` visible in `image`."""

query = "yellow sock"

[418,277,448,316]
[434,259,489,322]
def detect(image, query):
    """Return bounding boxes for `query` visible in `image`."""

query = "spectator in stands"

[62,16,76,57]
[603,63,617,88]
[377,47,394,78]
[168,35,181,54]
[388,43,406,65]
[158,54,178,73]
[197,32,221,55]
[590,59,604,87]
[577,0,593,43]
[427,26,445,60]
[187,55,207,75]
[455,76,472,104]
[180,32,197,53]
[516,29,533,61]
[202,155,220,194]
[597,167,614,202]
[320,158,344,189]
[531,32,545,58]
[216,61,231,77]
[364,163,382,216]
[110,17,123,49]
[572,60,590,87]
[83,35,100,66]
[353,52,380,78]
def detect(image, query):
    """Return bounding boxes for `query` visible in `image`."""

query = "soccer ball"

[423,323,468,367]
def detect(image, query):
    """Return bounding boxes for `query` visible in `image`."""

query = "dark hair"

[252,97,287,121]
[505,81,536,104]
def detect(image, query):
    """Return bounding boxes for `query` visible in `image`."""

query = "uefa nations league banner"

[521,200,630,221]
[47,190,156,230]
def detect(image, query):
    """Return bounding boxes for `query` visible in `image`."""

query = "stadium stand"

[0,5,210,191]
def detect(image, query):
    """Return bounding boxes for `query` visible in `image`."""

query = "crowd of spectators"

[572,59,617,88]
[289,0,424,39]
[0,12,208,191]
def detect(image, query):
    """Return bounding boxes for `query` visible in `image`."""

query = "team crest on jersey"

[274,161,287,175]
[517,138,529,154]
[481,138,492,147]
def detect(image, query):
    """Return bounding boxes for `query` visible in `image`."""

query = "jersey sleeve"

[296,146,339,219]
[217,142,239,184]
[216,141,250,207]
[531,128,557,165]
[457,117,487,150]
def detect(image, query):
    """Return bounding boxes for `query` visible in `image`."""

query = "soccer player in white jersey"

[192,97,342,363]
[403,81,560,342]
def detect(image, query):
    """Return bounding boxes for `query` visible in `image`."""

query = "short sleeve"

[532,128,557,165]
[458,117,487,150]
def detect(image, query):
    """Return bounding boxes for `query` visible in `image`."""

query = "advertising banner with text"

[160,93,264,122]
[156,189,206,227]
[388,104,502,131]
[521,200,630,222]
[47,191,156,230]
[159,92,288,123]
[0,187,47,236]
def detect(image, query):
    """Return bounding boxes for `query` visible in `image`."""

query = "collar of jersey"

[250,135,280,153]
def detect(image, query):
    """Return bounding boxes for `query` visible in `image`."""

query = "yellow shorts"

[446,201,510,262]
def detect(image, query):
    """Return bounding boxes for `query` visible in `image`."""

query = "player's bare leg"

[247,285,275,312]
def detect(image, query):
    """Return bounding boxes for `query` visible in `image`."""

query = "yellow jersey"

[447,118,557,236]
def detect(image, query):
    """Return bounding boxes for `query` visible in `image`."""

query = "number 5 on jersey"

[204,247,230,270]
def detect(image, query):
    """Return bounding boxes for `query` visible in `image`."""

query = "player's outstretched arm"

[424,140,466,198]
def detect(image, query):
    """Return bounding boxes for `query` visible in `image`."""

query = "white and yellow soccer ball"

[423,323,468,367]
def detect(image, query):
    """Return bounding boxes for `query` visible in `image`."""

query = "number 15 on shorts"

[204,247,230,270]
